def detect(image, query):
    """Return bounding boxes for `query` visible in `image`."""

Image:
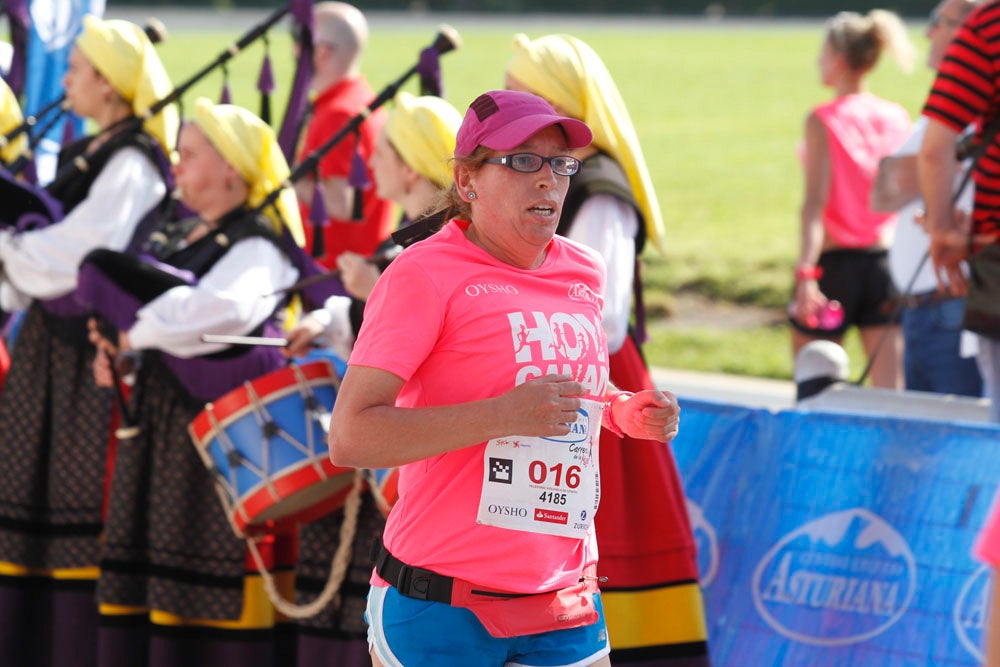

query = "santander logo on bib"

[534,508,569,525]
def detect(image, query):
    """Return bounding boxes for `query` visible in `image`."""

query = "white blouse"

[566,193,638,354]
[0,147,166,311]
[129,236,298,358]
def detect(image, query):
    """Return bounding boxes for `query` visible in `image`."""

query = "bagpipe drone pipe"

[73,21,462,406]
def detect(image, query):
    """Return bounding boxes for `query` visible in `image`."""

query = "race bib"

[476,398,601,538]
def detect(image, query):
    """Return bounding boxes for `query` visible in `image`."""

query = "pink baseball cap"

[454,90,592,158]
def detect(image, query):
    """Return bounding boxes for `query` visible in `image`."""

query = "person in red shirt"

[294,2,394,269]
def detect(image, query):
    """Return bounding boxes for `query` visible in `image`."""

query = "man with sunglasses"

[870,0,984,398]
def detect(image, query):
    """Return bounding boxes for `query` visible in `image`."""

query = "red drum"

[188,360,355,537]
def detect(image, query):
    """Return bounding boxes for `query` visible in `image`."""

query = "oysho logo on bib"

[751,508,916,647]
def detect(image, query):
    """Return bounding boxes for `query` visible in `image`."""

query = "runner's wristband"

[602,391,634,437]
[795,265,823,281]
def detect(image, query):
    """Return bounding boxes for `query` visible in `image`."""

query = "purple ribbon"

[61,115,77,145]
[289,0,314,30]
[417,46,443,98]
[309,180,327,259]
[277,3,315,162]
[257,52,275,95]
[15,211,53,232]
[3,0,29,96]
[309,180,327,226]
[348,137,370,190]
[257,51,274,125]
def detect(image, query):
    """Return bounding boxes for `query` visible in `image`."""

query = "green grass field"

[152,18,938,380]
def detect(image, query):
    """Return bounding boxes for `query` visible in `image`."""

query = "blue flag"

[23,0,104,184]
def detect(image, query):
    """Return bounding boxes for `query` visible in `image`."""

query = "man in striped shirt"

[918,0,1000,423]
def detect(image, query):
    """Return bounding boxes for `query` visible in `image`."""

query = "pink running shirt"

[349,219,608,594]
[812,93,911,248]
[975,491,1000,567]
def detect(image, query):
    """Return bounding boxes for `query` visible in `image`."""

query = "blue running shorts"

[365,584,611,667]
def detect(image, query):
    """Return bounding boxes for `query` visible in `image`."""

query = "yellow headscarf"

[0,78,27,164]
[385,92,462,189]
[192,97,305,247]
[76,16,178,155]
[507,33,665,254]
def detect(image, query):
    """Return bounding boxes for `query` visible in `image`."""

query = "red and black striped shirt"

[923,0,1000,241]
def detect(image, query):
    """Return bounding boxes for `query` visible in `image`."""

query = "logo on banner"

[687,499,719,587]
[751,508,916,646]
[954,564,990,662]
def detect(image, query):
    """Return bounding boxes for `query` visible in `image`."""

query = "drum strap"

[245,467,365,619]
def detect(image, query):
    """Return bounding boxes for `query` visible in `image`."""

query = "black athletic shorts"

[789,247,898,337]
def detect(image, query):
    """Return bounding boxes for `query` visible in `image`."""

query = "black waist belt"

[375,543,530,604]
[375,544,456,603]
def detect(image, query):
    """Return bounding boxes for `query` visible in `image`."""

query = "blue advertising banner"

[671,399,1000,666]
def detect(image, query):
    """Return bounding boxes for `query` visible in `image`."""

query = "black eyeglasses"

[929,11,963,30]
[482,153,580,176]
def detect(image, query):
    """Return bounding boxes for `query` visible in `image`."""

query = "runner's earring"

[467,191,476,200]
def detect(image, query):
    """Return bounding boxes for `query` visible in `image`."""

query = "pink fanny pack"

[449,566,600,638]
[375,544,600,638]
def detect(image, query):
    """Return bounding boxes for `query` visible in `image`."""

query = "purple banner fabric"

[276,13,313,163]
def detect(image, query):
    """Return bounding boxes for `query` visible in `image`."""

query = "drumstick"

[201,334,289,347]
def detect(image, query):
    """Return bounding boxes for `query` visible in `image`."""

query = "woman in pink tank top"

[791,9,914,389]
